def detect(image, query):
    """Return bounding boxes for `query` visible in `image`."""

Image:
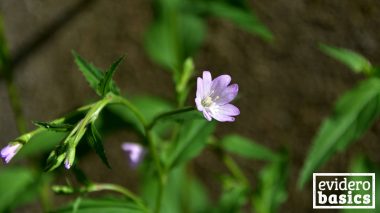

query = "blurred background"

[1,0,380,212]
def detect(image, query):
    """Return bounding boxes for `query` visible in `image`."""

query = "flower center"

[201,96,213,107]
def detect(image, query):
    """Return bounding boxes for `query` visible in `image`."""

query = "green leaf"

[86,122,111,168]
[319,44,372,74]
[44,145,67,172]
[145,20,179,70]
[166,119,216,169]
[178,15,205,62]
[148,107,198,130]
[298,78,380,188]
[133,96,174,122]
[52,198,144,213]
[9,173,52,210]
[220,135,279,161]
[144,11,205,71]
[214,177,248,213]
[371,66,380,77]
[253,155,288,213]
[98,56,124,96]
[140,165,210,213]
[33,121,73,132]
[0,167,34,212]
[106,95,173,135]
[205,2,273,42]
[73,51,122,96]
[155,109,202,124]
[72,51,103,93]
[186,175,210,213]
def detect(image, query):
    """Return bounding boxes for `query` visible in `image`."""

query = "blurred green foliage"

[342,155,379,213]
[319,44,373,76]
[145,0,273,72]
[299,45,380,188]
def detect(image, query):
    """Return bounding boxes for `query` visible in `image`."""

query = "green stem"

[223,154,249,186]
[64,97,113,168]
[209,138,250,186]
[90,183,149,213]
[109,95,148,127]
[147,107,199,212]
[145,107,196,212]
[147,130,165,213]
[0,16,27,134]
[39,176,53,211]
[147,106,195,130]
[11,103,93,145]
[109,94,166,213]
[5,79,27,133]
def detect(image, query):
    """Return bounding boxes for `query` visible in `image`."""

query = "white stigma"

[201,96,214,107]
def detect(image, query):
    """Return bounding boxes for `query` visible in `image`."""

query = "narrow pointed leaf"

[166,119,216,170]
[44,148,67,172]
[298,78,380,188]
[33,121,73,132]
[98,56,124,96]
[220,135,279,161]
[72,51,103,94]
[204,2,273,42]
[86,123,111,168]
[319,44,372,74]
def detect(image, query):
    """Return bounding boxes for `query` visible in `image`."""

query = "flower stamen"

[201,96,213,107]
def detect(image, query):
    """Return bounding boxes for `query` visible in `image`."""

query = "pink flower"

[1,143,22,163]
[195,71,240,122]
[121,142,145,167]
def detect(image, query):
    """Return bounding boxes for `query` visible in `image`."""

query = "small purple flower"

[64,159,71,170]
[1,143,22,163]
[121,142,145,168]
[195,71,240,122]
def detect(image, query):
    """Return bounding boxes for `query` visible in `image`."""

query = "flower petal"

[196,77,203,98]
[211,74,231,96]
[215,84,239,104]
[64,159,71,169]
[202,71,212,96]
[210,112,235,122]
[203,110,212,121]
[218,104,240,116]
[122,142,145,167]
[195,97,203,111]
[1,143,22,164]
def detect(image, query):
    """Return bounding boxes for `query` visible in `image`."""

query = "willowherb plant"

[0,51,287,213]
[0,2,292,211]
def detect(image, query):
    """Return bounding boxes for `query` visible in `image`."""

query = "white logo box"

[313,173,375,209]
